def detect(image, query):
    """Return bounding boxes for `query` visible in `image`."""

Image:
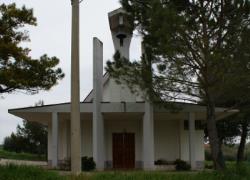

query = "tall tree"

[3,120,47,155]
[215,29,250,163]
[3,100,47,155]
[236,112,250,163]
[0,3,64,95]
[107,0,250,170]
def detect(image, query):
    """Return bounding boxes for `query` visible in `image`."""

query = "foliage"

[155,159,170,165]
[3,133,25,153]
[212,111,250,163]
[174,159,191,171]
[0,149,46,161]
[106,0,250,170]
[1,164,250,180]
[215,117,241,146]
[81,156,96,171]
[3,119,47,155]
[0,3,64,95]
[68,164,250,180]
[205,143,250,162]
[0,164,63,180]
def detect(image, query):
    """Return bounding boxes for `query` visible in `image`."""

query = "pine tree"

[0,3,64,95]
[107,0,250,170]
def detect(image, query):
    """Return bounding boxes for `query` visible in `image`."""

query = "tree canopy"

[0,3,64,95]
[3,120,47,155]
[3,100,47,155]
[107,0,250,170]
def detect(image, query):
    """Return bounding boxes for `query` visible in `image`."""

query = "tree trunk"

[237,122,248,163]
[206,100,225,170]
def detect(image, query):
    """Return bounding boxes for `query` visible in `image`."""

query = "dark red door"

[112,133,135,169]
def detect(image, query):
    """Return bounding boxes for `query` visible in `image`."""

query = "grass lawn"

[1,164,250,180]
[0,164,62,180]
[0,149,46,161]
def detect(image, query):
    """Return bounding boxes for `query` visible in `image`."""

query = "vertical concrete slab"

[93,37,105,170]
[70,0,81,174]
[66,120,71,159]
[178,119,183,160]
[47,120,52,166]
[52,112,58,168]
[188,112,196,170]
[143,102,155,170]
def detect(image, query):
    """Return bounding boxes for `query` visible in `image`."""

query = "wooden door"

[112,133,135,169]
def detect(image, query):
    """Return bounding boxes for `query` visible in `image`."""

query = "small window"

[119,15,124,25]
[184,120,204,130]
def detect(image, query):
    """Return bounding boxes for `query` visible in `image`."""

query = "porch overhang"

[8,102,238,125]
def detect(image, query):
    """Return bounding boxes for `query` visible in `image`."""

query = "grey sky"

[0,0,141,143]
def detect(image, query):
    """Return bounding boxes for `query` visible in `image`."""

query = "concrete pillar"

[47,120,52,166]
[93,37,105,170]
[188,112,196,170]
[178,119,183,160]
[66,120,71,159]
[70,0,81,174]
[143,102,155,170]
[51,112,58,168]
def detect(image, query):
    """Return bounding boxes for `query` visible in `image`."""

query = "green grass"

[0,164,250,180]
[67,164,250,180]
[0,164,63,180]
[0,149,46,161]
[68,171,249,180]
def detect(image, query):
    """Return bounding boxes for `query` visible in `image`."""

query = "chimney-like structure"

[108,8,133,59]
[92,38,104,170]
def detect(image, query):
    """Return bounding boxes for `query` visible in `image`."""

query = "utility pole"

[70,0,81,174]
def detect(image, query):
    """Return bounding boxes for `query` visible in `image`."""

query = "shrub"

[205,161,213,169]
[205,149,212,161]
[81,156,96,171]
[174,159,191,171]
[155,159,169,165]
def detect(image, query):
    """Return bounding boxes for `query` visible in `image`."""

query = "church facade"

[9,8,236,171]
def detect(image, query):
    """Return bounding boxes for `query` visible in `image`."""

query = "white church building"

[9,8,236,171]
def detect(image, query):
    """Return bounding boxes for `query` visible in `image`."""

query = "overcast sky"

[0,0,141,143]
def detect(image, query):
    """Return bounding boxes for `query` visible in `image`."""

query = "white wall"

[81,119,93,157]
[102,78,143,102]
[49,114,205,167]
[154,119,180,161]
[58,119,69,160]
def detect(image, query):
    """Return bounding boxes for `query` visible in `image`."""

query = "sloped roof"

[83,72,110,102]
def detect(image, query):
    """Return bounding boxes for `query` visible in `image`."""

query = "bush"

[155,159,169,165]
[205,149,212,161]
[81,156,96,171]
[174,159,191,171]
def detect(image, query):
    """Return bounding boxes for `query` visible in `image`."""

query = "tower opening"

[116,33,127,46]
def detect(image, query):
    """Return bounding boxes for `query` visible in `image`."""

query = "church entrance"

[112,133,135,169]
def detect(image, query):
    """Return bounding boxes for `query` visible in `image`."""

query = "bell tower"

[108,8,133,59]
